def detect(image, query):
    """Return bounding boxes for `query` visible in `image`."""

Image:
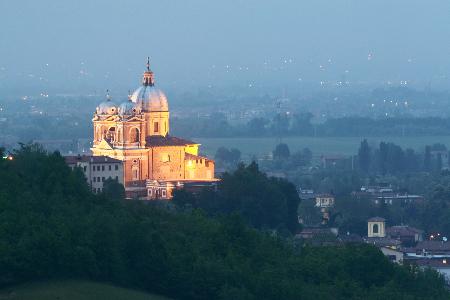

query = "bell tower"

[368,217,386,238]
[133,58,170,137]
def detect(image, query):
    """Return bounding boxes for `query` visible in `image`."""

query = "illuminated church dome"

[118,97,141,116]
[130,58,169,112]
[96,91,117,115]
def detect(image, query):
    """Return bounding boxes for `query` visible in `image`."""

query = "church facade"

[91,59,217,199]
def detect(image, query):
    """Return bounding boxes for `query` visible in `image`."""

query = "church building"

[91,59,217,199]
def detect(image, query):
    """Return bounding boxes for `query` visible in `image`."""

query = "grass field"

[195,136,450,160]
[0,280,170,300]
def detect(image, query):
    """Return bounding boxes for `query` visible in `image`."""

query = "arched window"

[129,128,140,143]
[373,223,379,234]
[107,127,116,142]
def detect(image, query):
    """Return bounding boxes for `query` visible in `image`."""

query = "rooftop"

[145,135,198,147]
[414,241,450,251]
[64,155,122,164]
[387,225,423,236]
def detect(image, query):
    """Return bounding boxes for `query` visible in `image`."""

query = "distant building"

[409,259,450,283]
[315,194,335,208]
[65,155,123,194]
[367,217,386,238]
[315,194,335,225]
[404,240,450,257]
[297,188,315,200]
[354,185,424,206]
[386,226,423,245]
[380,247,404,264]
[430,150,449,170]
[404,241,450,282]
[365,217,404,263]
[295,227,339,246]
[321,155,353,170]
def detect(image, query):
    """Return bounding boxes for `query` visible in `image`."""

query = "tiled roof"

[387,226,423,236]
[185,153,213,161]
[366,237,401,247]
[411,258,450,268]
[415,241,450,251]
[145,135,198,147]
[64,155,122,164]
[316,193,334,198]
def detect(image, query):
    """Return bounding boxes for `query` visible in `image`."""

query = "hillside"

[0,144,449,299]
[0,280,169,300]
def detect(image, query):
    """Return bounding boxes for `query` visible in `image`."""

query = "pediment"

[105,115,121,122]
[97,139,113,150]
[126,116,145,122]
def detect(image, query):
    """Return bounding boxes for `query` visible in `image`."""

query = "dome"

[130,86,168,112]
[96,100,117,115]
[118,100,141,116]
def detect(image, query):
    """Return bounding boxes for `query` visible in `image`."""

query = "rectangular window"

[102,166,105,171]
[109,165,111,171]
[93,177,96,182]
[92,166,95,172]
[97,166,100,171]
[115,165,118,170]
[102,177,105,182]
[162,190,167,198]
[83,166,87,172]
[115,176,118,181]
[97,177,100,182]
[154,122,159,132]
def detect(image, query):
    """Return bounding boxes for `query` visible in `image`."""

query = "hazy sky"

[1,0,450,93]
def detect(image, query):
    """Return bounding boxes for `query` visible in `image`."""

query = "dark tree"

[215,147,241,167]
[247,118,268,136]
[273,143,290,160]
[102,178,125,200]
[424,145,432,172]
[358,139,371,173]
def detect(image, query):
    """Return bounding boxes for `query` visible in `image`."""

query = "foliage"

[174,162,301,234]
[356,141,446,175]
[273,143,290,160]
[0,144,448,299]
[358,139,370,174]
[214,146,241,168]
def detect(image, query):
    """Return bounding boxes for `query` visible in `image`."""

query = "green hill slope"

[0,280,170,300]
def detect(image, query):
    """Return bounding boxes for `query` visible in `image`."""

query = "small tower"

[368,217,386,238]
[142,57,155,86]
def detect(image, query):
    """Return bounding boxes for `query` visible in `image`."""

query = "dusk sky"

[1,0,450,92]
